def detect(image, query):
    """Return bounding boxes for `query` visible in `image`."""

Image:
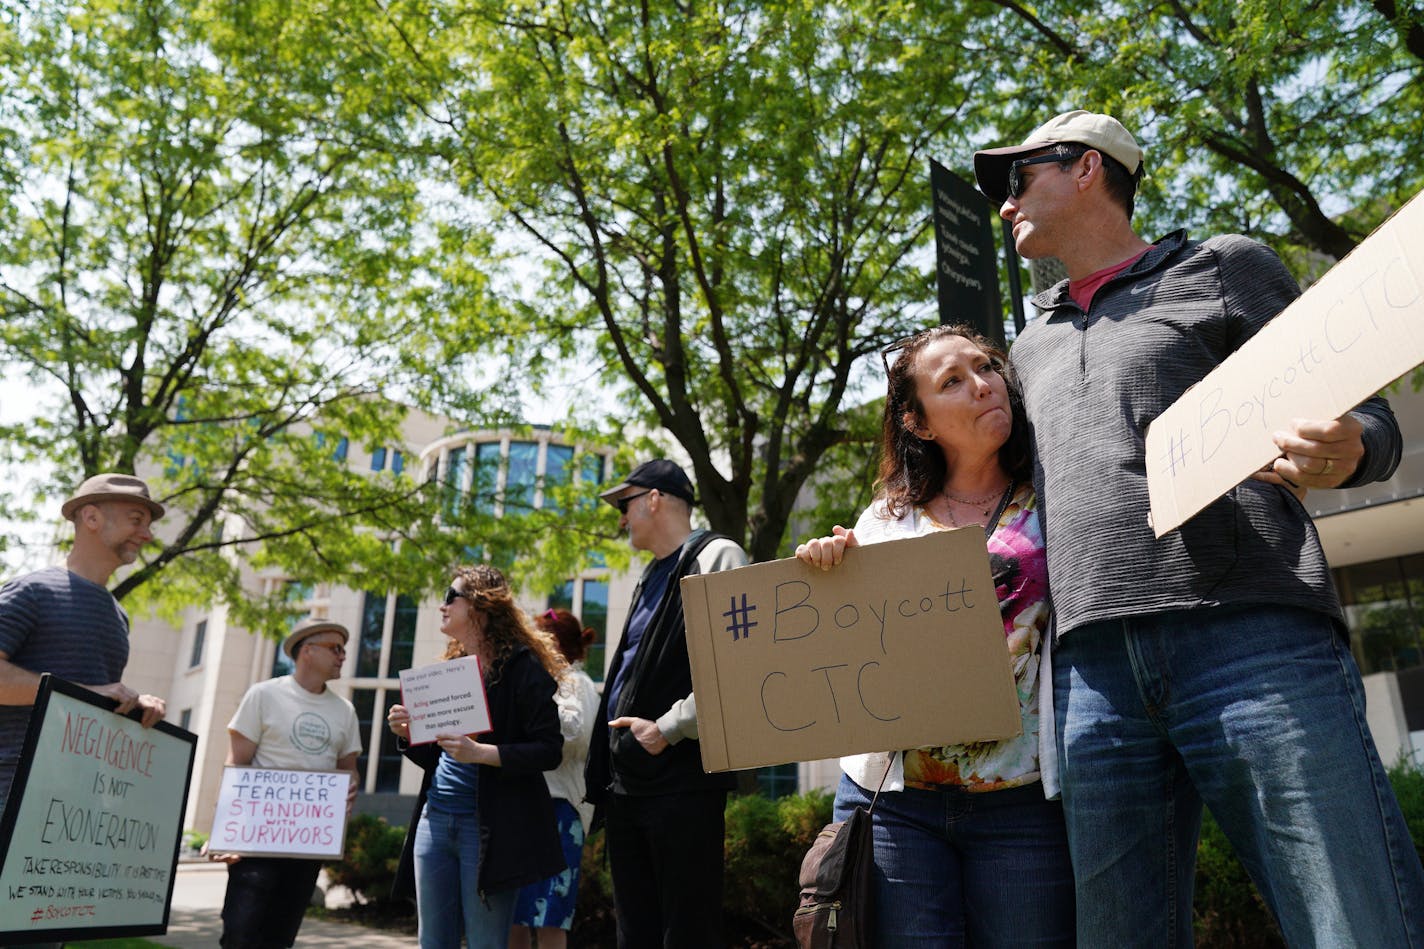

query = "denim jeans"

[833,774,1074,948]
[1055,605,1424,948]
[413,806,517,949]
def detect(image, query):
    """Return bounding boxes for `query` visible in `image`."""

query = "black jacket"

[585,529,741,804]
[392,646,564,900]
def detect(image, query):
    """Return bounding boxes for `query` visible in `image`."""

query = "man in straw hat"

[0,472,169,811]
[212,616,361,949]
[974,110,1423,944]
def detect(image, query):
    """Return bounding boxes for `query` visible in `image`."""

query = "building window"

[356,592,387,678]
[757,764,799,799]
[377,691,403,791]
[548,577,610,682]
[351,687,405,794]
[387,594,418,677]
[188,620,207,669]
[179,708,192,731]
[1336,553,1424,674]
[352,689,377,790]
[270,582,312,678]
[445,446,467,516]
[582,579,609,681]
[392,450,404,475]
[544,444,575,514]
[507,441,539,513]
[474,443,501,515]
[370,446,387,471]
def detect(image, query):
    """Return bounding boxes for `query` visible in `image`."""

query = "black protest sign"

[0,675,196,943]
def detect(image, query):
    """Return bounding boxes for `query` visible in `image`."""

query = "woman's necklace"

[939,479,1014,529]
[942,486,1009,513]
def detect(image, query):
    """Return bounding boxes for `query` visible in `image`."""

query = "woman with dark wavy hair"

[387,564,565,949]
[796,325,1072,947]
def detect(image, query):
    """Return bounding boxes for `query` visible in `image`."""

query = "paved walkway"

[145,860,416,948]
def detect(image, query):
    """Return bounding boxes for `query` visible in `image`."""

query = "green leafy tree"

[972,0,1424,262]
[385,0,1008,560]
[0,0,623,627]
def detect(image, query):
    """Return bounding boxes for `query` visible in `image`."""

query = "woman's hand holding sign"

[795,526,859,570]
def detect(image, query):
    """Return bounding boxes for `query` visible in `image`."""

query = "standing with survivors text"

[209,616,361,949]
[975,109,1424,946]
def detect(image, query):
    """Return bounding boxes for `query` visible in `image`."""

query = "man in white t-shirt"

[214,617,362,949]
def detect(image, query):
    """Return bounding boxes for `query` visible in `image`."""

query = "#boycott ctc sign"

[0,675,197,943]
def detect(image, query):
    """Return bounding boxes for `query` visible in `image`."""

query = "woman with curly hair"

[388,564,566,949]
[796,325,1073,947]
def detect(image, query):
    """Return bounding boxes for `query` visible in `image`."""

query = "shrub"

[1193,811,1283,947]
[324,813,407,907]
[572,826,617,948]
[1190,759,1424,946]
[1388,757,1424,863]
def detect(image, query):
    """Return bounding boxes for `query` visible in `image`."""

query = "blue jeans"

[1055,605,1424,947]
[834,774,1074,948]
[413,806,517,949]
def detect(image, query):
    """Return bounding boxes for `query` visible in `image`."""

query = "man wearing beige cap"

[0,472,168,811]
[974,112,1423,945]
[214,616,361,948]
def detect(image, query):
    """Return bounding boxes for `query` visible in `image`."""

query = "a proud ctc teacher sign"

[1147,190,1424,536]
[683,529,1021,772]
[0,675,196,944]
[208,767,350,859]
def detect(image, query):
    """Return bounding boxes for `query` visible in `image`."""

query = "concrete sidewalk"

[145,860,415,948]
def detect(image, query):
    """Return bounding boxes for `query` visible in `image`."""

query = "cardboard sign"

[0,675,196,943]
[398,655,491,744]
[683,529,1021,772]
[207,766,350,859]
[1146,191,1424,536]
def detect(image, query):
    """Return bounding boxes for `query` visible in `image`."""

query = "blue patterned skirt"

[511,798,584,930]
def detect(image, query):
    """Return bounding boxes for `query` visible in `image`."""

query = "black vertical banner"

[930,159,1004,346]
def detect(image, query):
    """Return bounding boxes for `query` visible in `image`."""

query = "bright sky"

[0,374,61,578]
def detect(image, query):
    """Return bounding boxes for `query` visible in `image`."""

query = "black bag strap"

[866,752,895,815]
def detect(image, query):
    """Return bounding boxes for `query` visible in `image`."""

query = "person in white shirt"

[212,617,361,949]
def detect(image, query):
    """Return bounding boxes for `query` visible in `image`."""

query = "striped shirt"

[0,565,131,805]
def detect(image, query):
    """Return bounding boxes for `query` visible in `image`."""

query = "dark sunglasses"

[615,490,651,514]
[443,587,471,606]
[1006,150,1087,200]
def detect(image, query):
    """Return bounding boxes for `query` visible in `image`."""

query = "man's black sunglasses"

[615,490,651,514]
[1006,150,1087,200]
